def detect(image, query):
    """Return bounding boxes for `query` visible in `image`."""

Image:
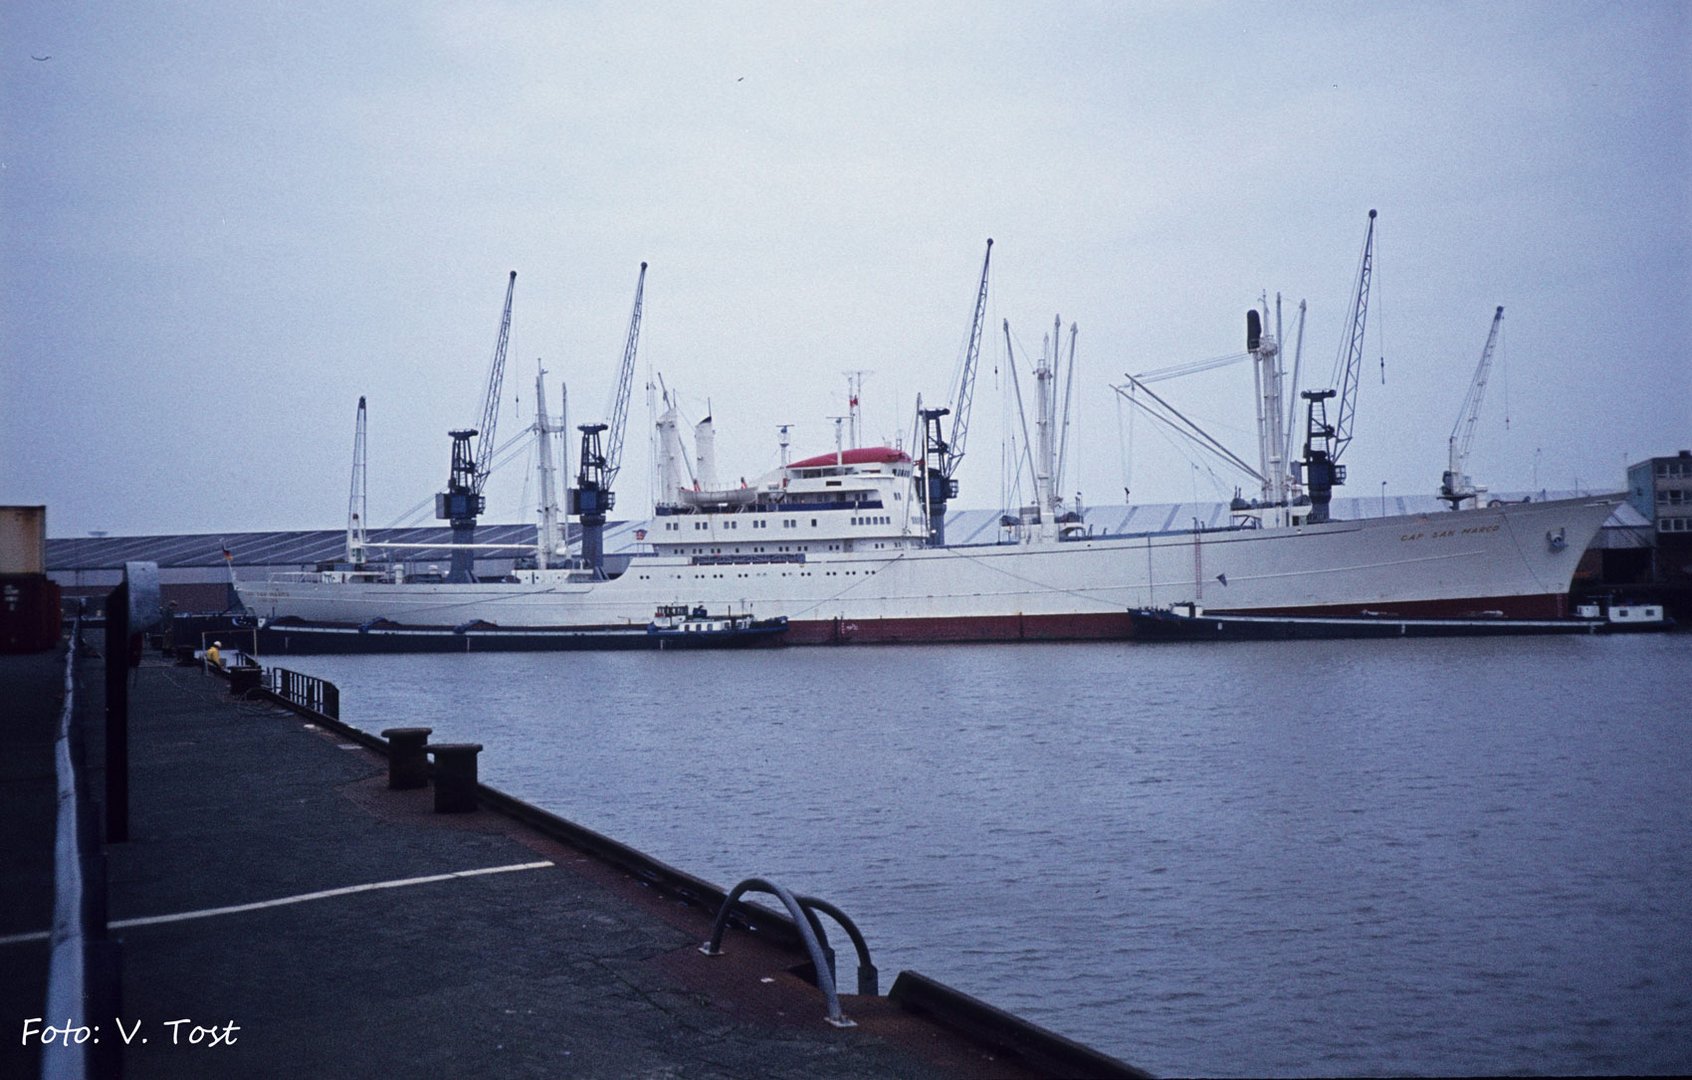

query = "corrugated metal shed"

[47,524,546,571]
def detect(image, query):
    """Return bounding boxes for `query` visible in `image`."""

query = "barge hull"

[256,623,787,654]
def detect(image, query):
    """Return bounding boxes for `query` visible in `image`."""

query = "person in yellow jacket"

[205,641,223,668]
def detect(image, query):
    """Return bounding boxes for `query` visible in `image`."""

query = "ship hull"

[1126,608,1613,641]
[236,496,1617,646]
[254,620,789,654]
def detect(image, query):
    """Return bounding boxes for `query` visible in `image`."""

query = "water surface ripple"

[291,634,1692,1077]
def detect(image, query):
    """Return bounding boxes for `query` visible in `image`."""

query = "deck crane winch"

[1298,210,1376,524]
[1440,306,1505,510]
[569,262,646,577]
[919,238,992,546]
[436,271,517,582]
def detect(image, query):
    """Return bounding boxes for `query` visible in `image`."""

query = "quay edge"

[245,658,1152,1078]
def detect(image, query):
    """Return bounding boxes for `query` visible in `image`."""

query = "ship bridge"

[650,446,924,558]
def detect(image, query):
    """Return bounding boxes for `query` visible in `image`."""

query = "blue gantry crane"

[918,239,992,546]
[436,271,517,582]
[569,263,647,577]
[1298,211,1376,524]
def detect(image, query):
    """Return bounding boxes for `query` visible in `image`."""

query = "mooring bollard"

[426,743,483,813]
[227,665,262,696]
[381,727,434,790]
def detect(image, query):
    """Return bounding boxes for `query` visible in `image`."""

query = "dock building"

[1627,450,1692,582]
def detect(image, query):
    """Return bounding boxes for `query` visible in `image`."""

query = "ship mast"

[1248,301,1290,512]
[1054,319,1079,510]
[844,371,869,448]
[532,364,565,569]
[1033,319,1058,529]
[653,386,685,507]
[1003,315,1081,540]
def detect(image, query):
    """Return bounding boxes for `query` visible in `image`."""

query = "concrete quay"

[4,641,1147,1079]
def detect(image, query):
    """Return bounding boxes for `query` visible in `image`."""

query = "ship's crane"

[1440,306,1505,510]
[436,271,517,582]
[1297,210,1376,524]
[346,396,368,565]
[1330,209,1377,463]
[919,238,992,546]
[569,262,646,577]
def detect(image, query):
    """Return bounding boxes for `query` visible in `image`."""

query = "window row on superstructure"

[654,497,889,516]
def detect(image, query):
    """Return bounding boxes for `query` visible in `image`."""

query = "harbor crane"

[1439,306,1505,510]
[1298,210,1376,524]
[919,238,992,546]
[569,262,646,577]
[436,270,517,582]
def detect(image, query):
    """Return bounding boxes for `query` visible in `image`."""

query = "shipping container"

[0,506,47,575]
[1,574,62,653]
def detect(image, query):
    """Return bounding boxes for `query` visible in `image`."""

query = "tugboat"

[1126,598,1673,642]
[252,608,789,654]
[1572,597,1674,633]
[646,605,789,648]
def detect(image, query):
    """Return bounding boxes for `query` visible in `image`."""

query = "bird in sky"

[33,55,52,61]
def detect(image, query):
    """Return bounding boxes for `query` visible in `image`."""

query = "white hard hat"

[213,641,222,646]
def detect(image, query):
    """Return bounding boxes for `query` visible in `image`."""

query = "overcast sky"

[5,1,1688,539]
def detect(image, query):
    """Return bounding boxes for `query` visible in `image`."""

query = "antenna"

[843,370,871,448]
[827,416,847,465]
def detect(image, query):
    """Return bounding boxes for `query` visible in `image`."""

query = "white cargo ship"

[236,232,1618,645]
[238,432,1616,645]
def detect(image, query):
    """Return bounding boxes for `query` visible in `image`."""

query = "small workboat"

[646,605,790,648]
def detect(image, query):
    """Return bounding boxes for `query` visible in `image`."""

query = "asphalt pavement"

[5,644,1141,1078]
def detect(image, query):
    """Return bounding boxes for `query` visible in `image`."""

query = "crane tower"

[569,263,647,577]
[1439,306,1505,510]
[435,271,517,582]
[919,239,992,546]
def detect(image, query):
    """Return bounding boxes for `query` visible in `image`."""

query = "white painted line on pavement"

[0,861,555,945]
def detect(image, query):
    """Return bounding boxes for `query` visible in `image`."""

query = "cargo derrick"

[436,271,517,583]
[570,263,646,578]
[919,238,992,547]
[1299,210,1376,524]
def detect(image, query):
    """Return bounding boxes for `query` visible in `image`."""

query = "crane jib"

[602,262,647,493]
[946,238,992,478]
[1331,210,1375,463]
[471,270,518,495]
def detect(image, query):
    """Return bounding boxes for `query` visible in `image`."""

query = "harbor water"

[283,634,1692,1077]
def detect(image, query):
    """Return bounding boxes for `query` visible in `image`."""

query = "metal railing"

[701,877,878,1027]
[265,667,339,719]
[43,620,87,1080]
[43,618,119,1080]
[794,893,878,996]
